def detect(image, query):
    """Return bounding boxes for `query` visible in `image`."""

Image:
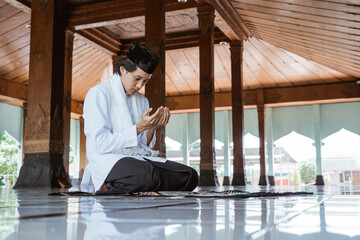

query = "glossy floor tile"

[1,185,360,240]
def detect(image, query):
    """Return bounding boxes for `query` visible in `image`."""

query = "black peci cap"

[126,42,160,74]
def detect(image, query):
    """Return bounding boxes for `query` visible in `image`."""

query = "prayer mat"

[49,190,313,198]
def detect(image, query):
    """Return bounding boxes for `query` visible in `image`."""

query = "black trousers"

[103,157,199,193]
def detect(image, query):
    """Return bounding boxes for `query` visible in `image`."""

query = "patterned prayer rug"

[49,190,313,198]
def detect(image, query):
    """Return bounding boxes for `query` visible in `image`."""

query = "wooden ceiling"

[0,0,359,104]
[231,0,360,78]
[165,39,356,96]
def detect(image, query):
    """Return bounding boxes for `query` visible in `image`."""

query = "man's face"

[120,66,151,95]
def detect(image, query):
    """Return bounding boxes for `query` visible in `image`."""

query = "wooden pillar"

[14,0,71,188]
[198,4,218,186]
[257,89,268,185]
[79,117,88,178]
[145,0,166,157]
[266,107,275,185]
[223,111,231,185]
[63,30,74,174]
[21,102,27,162]
[183,113,189,166]
[112,55,122,74]
[230,41,246,186]
[314,104,325,185]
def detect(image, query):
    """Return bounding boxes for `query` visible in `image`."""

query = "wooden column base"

[268,176,275,186]
[14,153,71,189]
[315,175,325,186]
[259,175,268,186]
[199,170,219,186]
[222,176,231,186]
[232,173,246,186]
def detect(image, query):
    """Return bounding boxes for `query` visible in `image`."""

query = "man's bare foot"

[99,183,107,191]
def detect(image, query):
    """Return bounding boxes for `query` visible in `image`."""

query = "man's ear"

[119,66,126,75]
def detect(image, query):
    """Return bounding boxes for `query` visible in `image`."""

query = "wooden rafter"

[3,0,31,13]
[76,28,122,54]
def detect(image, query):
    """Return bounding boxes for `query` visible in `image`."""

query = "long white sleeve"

[83,87,138,154]
[136,98,156,148]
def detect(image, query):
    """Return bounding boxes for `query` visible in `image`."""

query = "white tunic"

[80,75,165,193]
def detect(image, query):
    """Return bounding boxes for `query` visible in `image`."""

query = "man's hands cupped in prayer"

[136,106,170,135]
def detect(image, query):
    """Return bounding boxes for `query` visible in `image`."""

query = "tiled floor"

[1,185,360,240]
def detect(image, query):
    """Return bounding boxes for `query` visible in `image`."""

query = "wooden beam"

[71,99,84,116]
[74,32,113,56]
[76,28,121,54]
[2,80,358,114]
[166,28,229,50]
[69,3,228,57]
[0,77,27,103]
[263,81,360,104]
[166,81,360,111]
[206,0,252,40]
[0,77,83,115]
[77,27,228,58]
[3,0,31,13]
[119,28,229,54]
[215,13,240,41]
[68,0,199,30]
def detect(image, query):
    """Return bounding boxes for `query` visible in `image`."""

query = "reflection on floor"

[0,185,359,240]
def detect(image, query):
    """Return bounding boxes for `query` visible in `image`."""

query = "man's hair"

[115,56,137,76]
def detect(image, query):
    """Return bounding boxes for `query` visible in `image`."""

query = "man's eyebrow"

[134,75,143,78]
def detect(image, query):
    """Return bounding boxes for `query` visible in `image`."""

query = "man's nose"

[136,81,143,89]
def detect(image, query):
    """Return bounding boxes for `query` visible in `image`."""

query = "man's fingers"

[152,107,165,127]
[143,108,152,117]
[159,107,169,126]
[148,107,161,121]
[148,107,162,125]
[156,107,165,124]
[159,108,166,126]
[165,108,170,124]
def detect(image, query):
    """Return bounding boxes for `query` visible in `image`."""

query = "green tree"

[300,162,316,184]
[0,131,19,186]
[69,145,74,164]
[293,169,300,185]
